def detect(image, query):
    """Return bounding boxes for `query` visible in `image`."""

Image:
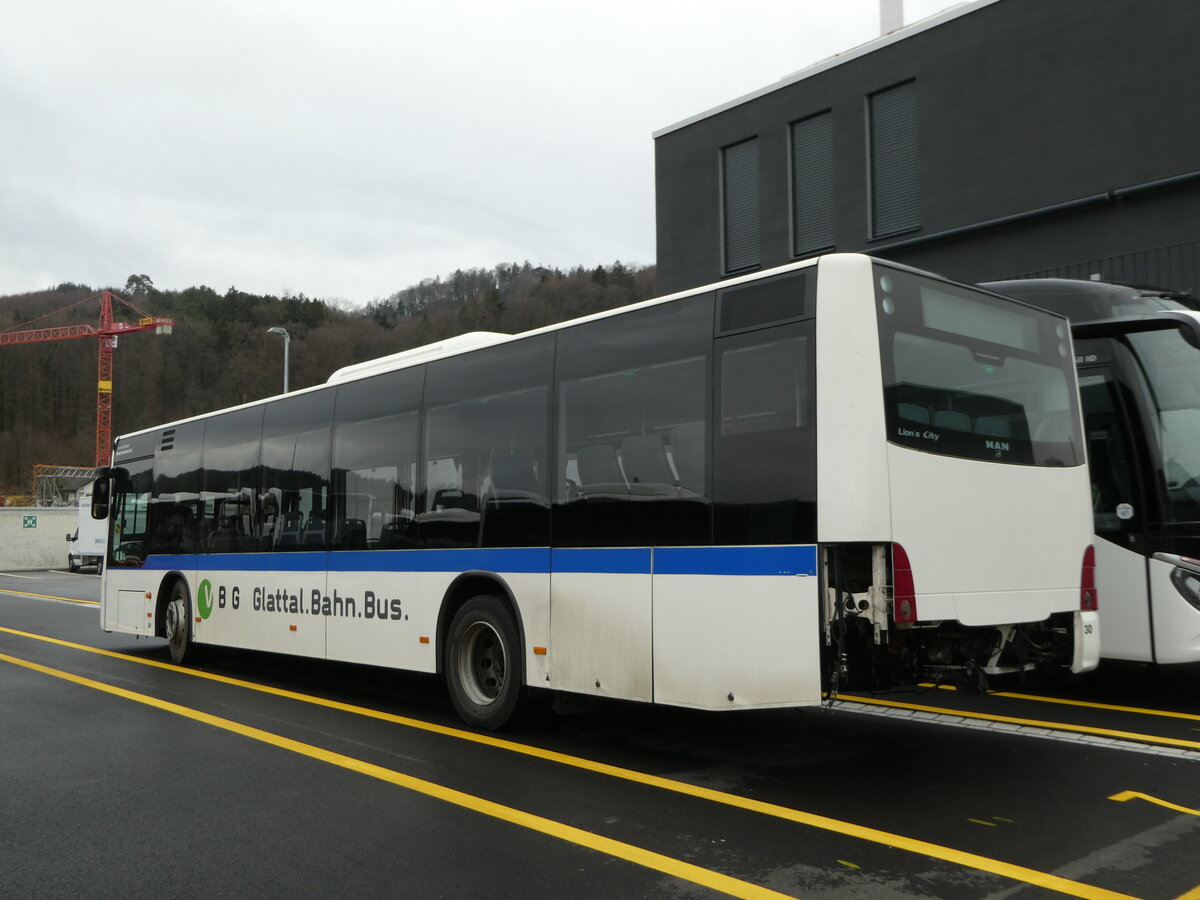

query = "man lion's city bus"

[91,254,1099,729]
[984,277,1200,665]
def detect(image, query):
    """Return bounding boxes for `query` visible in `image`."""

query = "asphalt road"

[2,569,1197,900]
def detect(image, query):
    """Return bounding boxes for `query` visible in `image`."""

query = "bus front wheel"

[165,581,196,665]
[445,596,522,730]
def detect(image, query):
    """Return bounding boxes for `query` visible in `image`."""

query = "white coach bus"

[92,254,1099,728]
[984,276,1200,665]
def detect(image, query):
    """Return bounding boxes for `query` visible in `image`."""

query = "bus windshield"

[876,265,1083,467]
[1128,327,1200,522]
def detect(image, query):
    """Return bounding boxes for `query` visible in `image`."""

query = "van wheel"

[68,556,79,573]
[445,596,522,730]
[164,581,196,664]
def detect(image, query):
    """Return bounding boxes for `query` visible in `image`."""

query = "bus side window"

[331,367,425,552]
[714,323,816,545]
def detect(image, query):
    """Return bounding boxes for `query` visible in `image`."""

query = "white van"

[66,481,106,572]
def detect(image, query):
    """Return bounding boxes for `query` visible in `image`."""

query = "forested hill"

[0,262,654,493]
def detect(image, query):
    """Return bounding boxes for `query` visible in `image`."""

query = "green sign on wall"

[22,515,37,529]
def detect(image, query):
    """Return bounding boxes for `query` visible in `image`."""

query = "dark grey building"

[654,0,1200,296]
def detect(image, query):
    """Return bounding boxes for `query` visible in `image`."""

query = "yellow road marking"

[0,650,793,900]
[0,625,1137,900]
[841,694,1200,752]
[968,819,997,827]
[1108,791,1200,817]
[1173,885,1200,900]
[918,683,1200,724]
[0,587,99,606]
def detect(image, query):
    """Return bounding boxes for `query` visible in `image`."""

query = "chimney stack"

[880,0,904,34]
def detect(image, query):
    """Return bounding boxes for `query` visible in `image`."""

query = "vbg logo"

[197,580,214,619]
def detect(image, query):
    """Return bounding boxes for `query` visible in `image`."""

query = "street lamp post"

[267,327,290,393]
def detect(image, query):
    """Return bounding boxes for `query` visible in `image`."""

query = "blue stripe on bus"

[551,548,652,575]
[654,545,816,577]
[137,545,815,577]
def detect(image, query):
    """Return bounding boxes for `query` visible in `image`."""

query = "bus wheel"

[445,596,522,730]
[165,581,196,665]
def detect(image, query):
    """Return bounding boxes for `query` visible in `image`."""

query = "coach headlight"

[1155,552,1200,612]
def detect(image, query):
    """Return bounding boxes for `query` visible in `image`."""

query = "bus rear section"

[815,256,1099,691]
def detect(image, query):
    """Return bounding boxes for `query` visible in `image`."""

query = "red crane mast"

[0,291,174,467]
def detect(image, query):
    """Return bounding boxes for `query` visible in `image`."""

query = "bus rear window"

[875,265,1083,467]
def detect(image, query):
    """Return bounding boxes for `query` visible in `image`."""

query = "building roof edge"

[652,0,1002,139]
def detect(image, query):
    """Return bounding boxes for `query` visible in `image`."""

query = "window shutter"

[869,81,919,238]
[790,112,835,256]
[722,139,760,272]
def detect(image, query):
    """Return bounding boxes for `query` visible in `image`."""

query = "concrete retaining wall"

[0,508,77,571]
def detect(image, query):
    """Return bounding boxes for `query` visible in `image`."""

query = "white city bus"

[92,254,1099,728]
[984,277,1200,664]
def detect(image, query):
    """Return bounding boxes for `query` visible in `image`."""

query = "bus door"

[1077,361,1156,660]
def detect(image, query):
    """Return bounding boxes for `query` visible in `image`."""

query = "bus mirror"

[90,478,110,520]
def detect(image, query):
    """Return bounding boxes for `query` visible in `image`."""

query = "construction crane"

[0,291,174,467]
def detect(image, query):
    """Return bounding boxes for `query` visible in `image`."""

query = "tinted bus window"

[200,406,264,553]
[555,297,713,547]
[331,367,425,550]
[260,390,334,551]
[149,421,204,555]
[877,266,1083,467]
[714,323,816,544]
[422,335,554,548]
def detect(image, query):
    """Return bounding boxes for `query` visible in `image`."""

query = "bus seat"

[932,409,971,432]
[898,403,930,424]
[577,444,626,486]
[669,423,705,493]
[336,518,367,550]
[486,448,541,497]
[620,434,675,486]
[974,416,1011,437]
[302,512,326,546]
[277,510,303,547]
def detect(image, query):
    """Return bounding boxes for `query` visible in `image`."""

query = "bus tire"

[445,595,523,730]
[165,580,196,665]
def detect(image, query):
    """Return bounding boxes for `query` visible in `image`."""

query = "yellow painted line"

[0,626,1137,900]
[0,587,99,606]
[918,682,1200,724]
[1173,884,1200,900]
[841,694,1200,752]
[1109,791,1200,817]
[0,650,793,900]
[968,819,997,827]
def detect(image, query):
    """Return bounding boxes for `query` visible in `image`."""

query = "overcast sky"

[3,0,959,305]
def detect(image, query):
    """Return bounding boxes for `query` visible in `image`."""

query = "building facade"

[654,0,1200,296]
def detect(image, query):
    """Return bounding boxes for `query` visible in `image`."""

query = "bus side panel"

[1149,556,1200,664]
[192,565,327,659]
[325,570,443,671]
[653,571,821,709]
[101,566,156,635]
[1093,537,1153,662]
[814,254,892,543]
[550,550,652,701]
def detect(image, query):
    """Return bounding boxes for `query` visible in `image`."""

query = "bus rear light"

[892,542,918,623]
[1080,545,1098,611]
